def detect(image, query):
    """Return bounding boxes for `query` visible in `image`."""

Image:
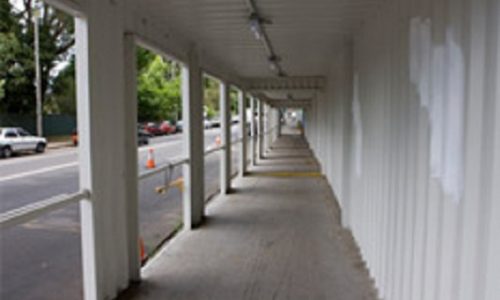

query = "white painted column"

[257,99,264,159]
[263,103,270,150]
[238,90,247,176]
[250,96,256,166]
[276,109,280,139]
[269,105,274,147]
[220,82,231,194]
[181,48,205,230]
[123,33,140,283]
[277,108,282,137]
[75,2,132,298]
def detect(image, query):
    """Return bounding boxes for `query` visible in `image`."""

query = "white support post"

[238,90,247,177]
[266,105,271,148]
[250,96,256,166]
[220,82,231,194]
[271,107,278,144]
[123,33,140,282]
[75,2,132,298]
[182,48,205,230]
[277,108,282,138]
[267,105,272,148]
[263,103,269,151]
[272,107,276,143]
[257,99,264,159]
[276,108,280,140]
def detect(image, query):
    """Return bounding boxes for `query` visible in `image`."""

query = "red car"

[159,121,176,135]
[144,122,163,136]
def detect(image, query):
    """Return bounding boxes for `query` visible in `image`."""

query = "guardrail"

[0,189,90,230]
[138,156,190,180]
[0,127,275,231]
[139,138,244,180]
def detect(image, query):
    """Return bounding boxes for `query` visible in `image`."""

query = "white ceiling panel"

[133,0,382,79]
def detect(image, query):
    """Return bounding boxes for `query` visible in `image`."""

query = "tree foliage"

[0,0,74,114]
[137,54,181,122]
[202,76,238,119]
[203,76,219,119]
[0,0,229,123]
[0,79,5,99]
[44,56,75,115]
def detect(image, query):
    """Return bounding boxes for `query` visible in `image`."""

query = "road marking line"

[0,162,78,183]
[0,149,77,167]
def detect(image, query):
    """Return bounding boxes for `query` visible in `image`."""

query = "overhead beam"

[244,76,326,92]
[266,99,312,108]
[254,93,312,108]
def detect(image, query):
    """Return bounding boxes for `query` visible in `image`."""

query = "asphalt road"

[0,126,242,300]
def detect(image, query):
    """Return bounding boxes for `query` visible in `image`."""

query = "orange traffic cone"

[215,135,221,146]
[146,148,156,169]
[139,237,146,262]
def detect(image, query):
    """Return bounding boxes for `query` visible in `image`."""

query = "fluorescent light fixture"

[269,61,278,72]
[246,9,286,77]
[268,55,280,72]
[249,14,263,40]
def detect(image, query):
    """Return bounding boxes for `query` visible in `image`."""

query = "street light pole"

[33,4,43,137]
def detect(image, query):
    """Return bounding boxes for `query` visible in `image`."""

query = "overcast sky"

[10,0,24,12]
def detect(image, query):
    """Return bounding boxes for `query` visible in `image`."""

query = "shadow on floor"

[118,132,378,300]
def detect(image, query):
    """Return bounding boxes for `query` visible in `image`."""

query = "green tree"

[0,0,74,114]
[230,88,238,115]
[0,79,5,99]
[203,76,219,117]
[137,47,156,73]
[137,55,181,122]
[201,77,240,118]
[44,56,75,115]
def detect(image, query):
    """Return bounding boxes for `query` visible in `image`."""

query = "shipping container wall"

[304,0,500,299]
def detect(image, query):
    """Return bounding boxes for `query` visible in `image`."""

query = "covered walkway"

[121,133,377,300]
[2,0,498,299]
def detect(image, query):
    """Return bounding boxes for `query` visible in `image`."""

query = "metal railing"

[139,137,244,180]
[0,127,274,231]
[0,189,90,230]
[138,156,190,180]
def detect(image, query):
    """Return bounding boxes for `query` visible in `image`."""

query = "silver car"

[0,127,47,158]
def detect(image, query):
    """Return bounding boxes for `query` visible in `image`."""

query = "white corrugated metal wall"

[304,0,500,299]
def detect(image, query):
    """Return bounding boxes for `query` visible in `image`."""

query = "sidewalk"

[121,134,378,300]
[47,141,73,150]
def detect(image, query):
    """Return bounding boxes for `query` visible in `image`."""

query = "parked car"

[159,121,176,135]
[176,120,183,132]
[138,129,151,146]
[144,122,163,136]
[72,127,151,147]
[0,127,47,158]
[204,119,212,129]
[210,118,221,128]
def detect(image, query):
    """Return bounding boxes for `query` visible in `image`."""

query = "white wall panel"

[306,0,500,299]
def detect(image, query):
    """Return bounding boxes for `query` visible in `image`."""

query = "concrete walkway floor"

[121,134,378,300]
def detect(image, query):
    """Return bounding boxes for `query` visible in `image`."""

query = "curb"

[47,142,74,150]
